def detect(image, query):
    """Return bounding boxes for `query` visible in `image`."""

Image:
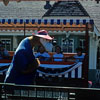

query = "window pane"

[1,39,11,51]
[61,38,74,53]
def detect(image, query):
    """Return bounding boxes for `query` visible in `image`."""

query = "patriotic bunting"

[0,62,82,78]
[37,62,82,78]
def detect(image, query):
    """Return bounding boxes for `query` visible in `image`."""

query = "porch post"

[24,22,26,38]
[13,36,18,51]
[89,36,98,69]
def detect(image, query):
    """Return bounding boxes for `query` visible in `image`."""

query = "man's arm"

[15,50,40,74]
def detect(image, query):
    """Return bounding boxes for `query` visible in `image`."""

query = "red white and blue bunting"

[0,62,82,78]
[37,62,82,78]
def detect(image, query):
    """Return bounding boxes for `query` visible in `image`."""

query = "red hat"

[32,30,53,40]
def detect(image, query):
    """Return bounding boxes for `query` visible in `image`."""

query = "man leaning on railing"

[4,30,53,85]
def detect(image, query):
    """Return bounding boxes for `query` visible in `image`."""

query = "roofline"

[94,25,100,36]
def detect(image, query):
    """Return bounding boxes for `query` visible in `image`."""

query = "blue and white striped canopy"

[0,19,94,25]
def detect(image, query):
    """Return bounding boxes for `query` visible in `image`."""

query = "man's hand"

[22,58,40,74]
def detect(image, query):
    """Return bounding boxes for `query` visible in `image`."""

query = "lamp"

[52,39,57,46]
[44,1,51,9]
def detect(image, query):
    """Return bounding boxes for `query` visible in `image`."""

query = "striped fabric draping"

[0,62,82,78]
[37,62,82,78]
[0,19,94,25]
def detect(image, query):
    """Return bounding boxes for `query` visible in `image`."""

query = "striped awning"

[0,19,94,32]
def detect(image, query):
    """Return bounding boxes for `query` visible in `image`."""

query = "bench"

[8,51,76,60]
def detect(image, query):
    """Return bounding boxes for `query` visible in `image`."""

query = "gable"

[43,1,89,17]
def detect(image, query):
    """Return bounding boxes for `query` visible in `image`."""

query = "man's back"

[4,38,36,85]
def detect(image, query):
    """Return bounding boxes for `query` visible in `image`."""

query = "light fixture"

[52,39,57,46]
[44,1,51,9]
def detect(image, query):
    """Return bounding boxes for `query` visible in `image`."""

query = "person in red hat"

[4,30,53,85]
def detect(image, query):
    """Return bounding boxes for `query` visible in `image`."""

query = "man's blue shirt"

[4,38,36,85]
